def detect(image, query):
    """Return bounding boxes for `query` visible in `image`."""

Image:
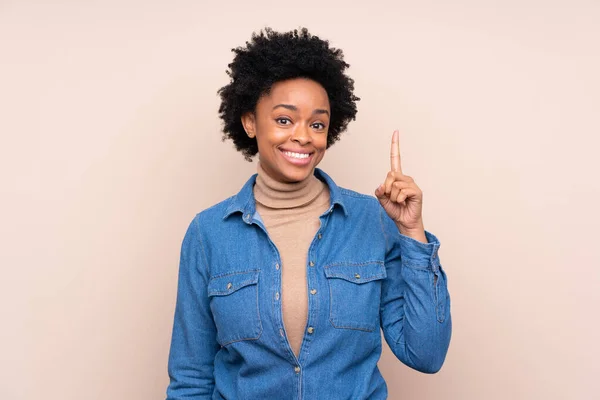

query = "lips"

[279,149,314,165]
[280,147,313,155]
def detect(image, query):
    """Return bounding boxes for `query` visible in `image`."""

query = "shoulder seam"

[196,194,236,217]
[339,188,378,202]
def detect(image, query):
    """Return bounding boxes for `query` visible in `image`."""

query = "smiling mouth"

[281,150,312,159]
[279,149,314,165]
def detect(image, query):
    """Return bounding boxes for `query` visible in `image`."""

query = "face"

[241,78,330,183]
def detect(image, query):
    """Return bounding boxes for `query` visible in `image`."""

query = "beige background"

[1,0,599,399]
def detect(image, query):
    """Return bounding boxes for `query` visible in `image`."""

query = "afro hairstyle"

[217,27,360,161]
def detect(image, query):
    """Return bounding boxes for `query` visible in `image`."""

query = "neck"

[253,161,325,209]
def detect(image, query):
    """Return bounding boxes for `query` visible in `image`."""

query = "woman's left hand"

[375,130,426,242]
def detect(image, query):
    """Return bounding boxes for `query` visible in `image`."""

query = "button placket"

[302,225,325,357]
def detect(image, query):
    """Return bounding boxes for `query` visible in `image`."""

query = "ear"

[241,112,256,138]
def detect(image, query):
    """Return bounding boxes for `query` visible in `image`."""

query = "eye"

[276,117,292,125]
[312,122,326,130]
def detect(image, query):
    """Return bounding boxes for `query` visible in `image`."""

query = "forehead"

[260,78,330,110]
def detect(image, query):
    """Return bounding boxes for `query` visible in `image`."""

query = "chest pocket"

[324,262,386,332]
[208,270,262,346]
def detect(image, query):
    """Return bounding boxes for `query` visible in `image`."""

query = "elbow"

[385,310,452,374]
[412,329,452,374]
[390,341,449,374]
[411,355,446,374]
[397,329,452,374]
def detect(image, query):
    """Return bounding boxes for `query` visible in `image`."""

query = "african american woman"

[166,27,452,400]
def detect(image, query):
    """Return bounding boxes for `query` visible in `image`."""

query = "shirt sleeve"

[166,214,220,399]
[379,207,452,373]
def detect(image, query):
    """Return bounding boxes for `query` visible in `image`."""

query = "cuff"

[397,230,441,271]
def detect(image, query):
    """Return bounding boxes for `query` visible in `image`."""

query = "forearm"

[381,253,452,373]
[380,210,452,373]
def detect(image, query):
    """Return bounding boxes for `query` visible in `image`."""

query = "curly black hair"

[217,27,360,161]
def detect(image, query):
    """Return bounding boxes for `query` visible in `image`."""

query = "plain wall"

[1,0,599,399]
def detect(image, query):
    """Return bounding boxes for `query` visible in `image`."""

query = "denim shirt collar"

[223,168,348,221]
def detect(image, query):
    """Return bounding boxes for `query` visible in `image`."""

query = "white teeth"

[283,151,310,159]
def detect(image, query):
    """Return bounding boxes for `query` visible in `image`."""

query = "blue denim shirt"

[166,168,452,399]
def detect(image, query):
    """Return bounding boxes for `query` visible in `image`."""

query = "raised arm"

[375,130,452,372]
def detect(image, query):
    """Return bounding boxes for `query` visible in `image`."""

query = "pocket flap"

[208,270,259,296]
[324,262,386,284]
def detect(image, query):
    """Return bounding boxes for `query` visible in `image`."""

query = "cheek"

[255,119,284,141]
[314,137,327,160]
[256,130,283,151]
[316,135,328,151]
[264,129,290,146]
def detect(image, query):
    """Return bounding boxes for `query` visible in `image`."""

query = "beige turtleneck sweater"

[253,161,331,357]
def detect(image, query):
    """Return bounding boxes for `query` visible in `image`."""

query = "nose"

[291,124,311,145]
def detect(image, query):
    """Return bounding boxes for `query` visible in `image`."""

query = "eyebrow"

[272,104,330,116]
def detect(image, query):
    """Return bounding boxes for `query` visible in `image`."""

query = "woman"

[166,27,451,399]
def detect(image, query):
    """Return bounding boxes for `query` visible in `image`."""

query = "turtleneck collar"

[253,160,326,209]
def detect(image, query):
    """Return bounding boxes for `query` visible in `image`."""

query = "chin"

[281,169,312,183]
[277,162,318,181]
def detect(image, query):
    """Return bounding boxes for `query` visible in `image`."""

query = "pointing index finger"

[390,130,402,173]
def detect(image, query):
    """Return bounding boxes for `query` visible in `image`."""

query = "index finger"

[390,130,402,173]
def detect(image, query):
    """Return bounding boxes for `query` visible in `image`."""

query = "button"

[275,292,280,301]
[244,214,251,221]
[275,263,280,270]
[354,273,360,279]
[309,261,315,267]
[310,289,317,295]
[307,326,314,334]
[279,328,284,337]
[226,282,232,289]
[294,366,301,373]
[318,233,322,239]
